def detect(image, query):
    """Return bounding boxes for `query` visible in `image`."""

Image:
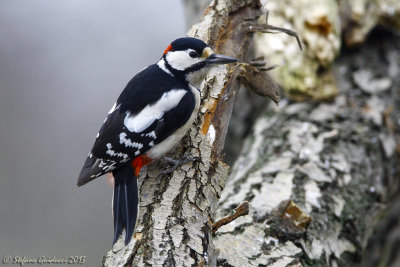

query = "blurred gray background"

[0,0,186,265]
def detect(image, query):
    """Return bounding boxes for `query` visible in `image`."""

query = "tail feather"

[112,180,124,244]
[112,165,139,245]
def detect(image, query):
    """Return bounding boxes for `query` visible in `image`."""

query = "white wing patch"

[119,132,143,149]
[90,158,117,178]
[146,131,157,139]
[106,143,129,160]
[124,89,187,133]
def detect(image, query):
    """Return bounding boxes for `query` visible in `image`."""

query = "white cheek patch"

[124,89,187,133]
[166,49,203,71]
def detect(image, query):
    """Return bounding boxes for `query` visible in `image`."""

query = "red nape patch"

[163,44,173,55]
[130,155,152,176]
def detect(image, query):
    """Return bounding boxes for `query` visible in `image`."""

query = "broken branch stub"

[243,21,303,51]
[232,14,305,104]
[212,201,250,233]
[237,63,281,104]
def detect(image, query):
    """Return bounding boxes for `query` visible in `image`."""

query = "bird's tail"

[112,164,139,245]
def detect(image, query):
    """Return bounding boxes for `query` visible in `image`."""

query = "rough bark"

[214,30,400,266]
[103,1,271,266]
[338,0,400,46]
[252,0,400,101]
[182,0,212,30]
[255,0,341,101]
[359,193,400,267]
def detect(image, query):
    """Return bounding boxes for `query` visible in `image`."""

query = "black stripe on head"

[163,55,207,82]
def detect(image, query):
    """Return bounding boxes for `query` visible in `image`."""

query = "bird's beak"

[206,54,238,65]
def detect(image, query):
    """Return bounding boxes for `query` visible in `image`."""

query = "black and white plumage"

[77,37,237,245]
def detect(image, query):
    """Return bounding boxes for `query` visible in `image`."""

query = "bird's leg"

[107,172,115,187]
[157,155,200,178]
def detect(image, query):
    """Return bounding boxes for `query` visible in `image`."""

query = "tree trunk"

[102,1,273,266]
[214,29,400,266]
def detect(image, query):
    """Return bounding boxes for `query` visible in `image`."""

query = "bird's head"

[160,37,237,87]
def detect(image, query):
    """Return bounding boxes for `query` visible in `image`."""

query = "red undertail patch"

[131,155,152,177]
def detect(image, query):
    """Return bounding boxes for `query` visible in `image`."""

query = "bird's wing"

[77,66,196,186]
[77,106,135,186]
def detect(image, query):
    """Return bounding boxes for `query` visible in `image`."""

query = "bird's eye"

[189,51,200,58]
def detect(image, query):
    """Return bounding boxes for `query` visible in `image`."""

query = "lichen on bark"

[253,0,400,102]
[214,30,400,266]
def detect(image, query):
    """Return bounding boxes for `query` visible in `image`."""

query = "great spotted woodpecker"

[77,37,237,245]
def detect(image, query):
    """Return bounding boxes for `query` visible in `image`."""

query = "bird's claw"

[157,155,200,178]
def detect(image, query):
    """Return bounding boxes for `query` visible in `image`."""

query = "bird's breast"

[147,85,200,159]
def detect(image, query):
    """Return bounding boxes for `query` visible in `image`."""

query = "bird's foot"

[157,155,200,178]
[107,172,115,187]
